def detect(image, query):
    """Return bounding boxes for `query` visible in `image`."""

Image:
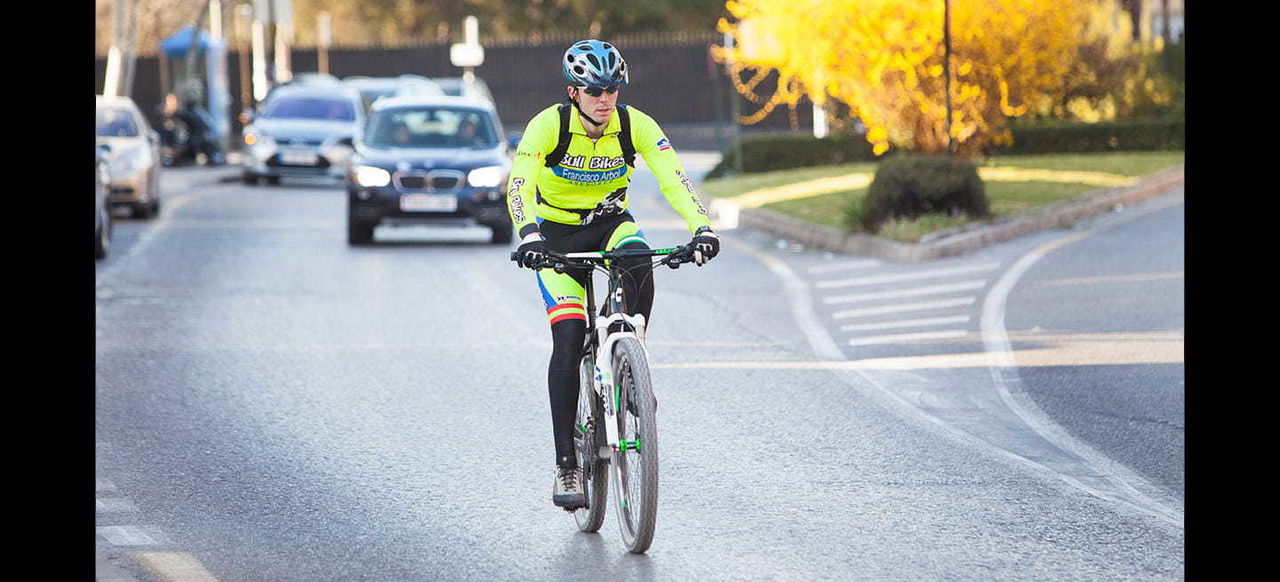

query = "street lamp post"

[944,0,954,156]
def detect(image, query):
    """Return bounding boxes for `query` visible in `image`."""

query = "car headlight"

[354,165,392,187]
[467,165,506,188]
[244,130,274,148]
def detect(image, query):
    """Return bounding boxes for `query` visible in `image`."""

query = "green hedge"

[705,118,1183,178]
[706,132,881,179]
[990,118,1184,154]
[852,154,989,233]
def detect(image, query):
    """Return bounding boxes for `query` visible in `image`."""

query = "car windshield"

[364,108,498,149]
[97,107,139,137]
[263,96,356,121]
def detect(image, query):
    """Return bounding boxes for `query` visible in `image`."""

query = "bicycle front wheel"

[573,352,609,532]
[609,337,659,553]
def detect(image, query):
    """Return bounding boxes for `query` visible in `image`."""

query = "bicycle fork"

[591,312,648,461]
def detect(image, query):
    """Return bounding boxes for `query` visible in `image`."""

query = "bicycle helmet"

[562,39,629,88]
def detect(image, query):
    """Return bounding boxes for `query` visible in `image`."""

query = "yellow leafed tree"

[714,0,1152,157]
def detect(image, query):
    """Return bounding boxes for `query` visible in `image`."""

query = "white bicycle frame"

[590,312,648,460]
[562,251,651,461]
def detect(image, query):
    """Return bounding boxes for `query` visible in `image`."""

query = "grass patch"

[703,150,1183,243]
[875,214,973,243]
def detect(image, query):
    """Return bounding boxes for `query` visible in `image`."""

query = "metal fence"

[95,37,812,149]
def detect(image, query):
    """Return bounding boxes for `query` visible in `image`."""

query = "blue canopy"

[159,26,226,58]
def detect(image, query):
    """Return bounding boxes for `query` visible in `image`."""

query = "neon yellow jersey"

[506,103,711,237]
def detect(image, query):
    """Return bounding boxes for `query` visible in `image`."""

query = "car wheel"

[265,176,281,186]
[242,171,259,185]
[348,219,375,245]
[489,222,513,245]
[132,201,154,219]
[95,212,110,260]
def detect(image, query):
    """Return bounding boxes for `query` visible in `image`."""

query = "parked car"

[344,75,446,115]
[95,145,113,260]
[96,95,163,218]
[240,83,365,185]
[428,77,494,105]
[346,95,512,245]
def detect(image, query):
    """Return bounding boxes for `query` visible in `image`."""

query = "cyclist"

[506,39,720,509]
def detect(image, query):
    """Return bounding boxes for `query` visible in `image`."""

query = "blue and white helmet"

[562,39,629,88]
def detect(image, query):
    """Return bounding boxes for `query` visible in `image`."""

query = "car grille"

[393,170,465,194]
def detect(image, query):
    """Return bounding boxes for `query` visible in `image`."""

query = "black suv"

[346,95,513,245]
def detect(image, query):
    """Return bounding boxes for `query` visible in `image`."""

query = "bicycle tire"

[573,353,609,532]
[609,337,659,553]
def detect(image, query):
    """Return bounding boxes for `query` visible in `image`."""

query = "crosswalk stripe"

[806,259,883,274]
[97,497,140,513]
[832,296,976,319]
[840,314,971,332]
[816,262,1001,290]
[847,329,970,346]
[97,526,159,546]
[822,279,988,304]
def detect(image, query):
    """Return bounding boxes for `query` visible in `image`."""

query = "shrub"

[989,117,1183,154]
[706,131,882,178]
[854,154,989,233]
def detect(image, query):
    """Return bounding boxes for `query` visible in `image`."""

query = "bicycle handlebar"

[509,245,695,273]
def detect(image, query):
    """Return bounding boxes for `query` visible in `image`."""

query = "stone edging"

[727,164,1184,261]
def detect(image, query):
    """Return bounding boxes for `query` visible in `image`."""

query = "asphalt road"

[95,160,1184,581]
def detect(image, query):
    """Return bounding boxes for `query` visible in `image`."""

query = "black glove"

[515,233,547,269]
[691,227,720,266]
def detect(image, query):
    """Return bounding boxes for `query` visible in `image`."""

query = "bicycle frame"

[559,247,688,460]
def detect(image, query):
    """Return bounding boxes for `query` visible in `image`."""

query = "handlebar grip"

[509,251,520,262]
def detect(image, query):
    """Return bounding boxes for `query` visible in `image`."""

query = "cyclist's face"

[569,85,619,121]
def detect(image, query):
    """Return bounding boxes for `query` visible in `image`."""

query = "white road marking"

[97,497,140,513]
[815,262,1001,289]
[822,279,988,304]
[841,314,972,332]
[806,259,883,274]
[725,238,845,359]
[1039,270,1183,286]
[129,551,222,582]
[847,329,970,346]
[832,297,975,319]
[97,526,160,546]
[981,223,1184,528]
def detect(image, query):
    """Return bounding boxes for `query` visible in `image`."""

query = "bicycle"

[510,244,695,554]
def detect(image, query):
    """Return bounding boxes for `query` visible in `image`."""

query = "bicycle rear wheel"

[609,337,659,553]
[573,352,609,532]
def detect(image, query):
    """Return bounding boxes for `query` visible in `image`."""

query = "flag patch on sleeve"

[656,138,672,151]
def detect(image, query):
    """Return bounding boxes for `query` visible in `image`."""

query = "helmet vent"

[603,43,612,50]
[585,53,601,70]
[573,65,585,74]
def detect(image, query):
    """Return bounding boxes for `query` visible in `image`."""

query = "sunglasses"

[580,85,620,97]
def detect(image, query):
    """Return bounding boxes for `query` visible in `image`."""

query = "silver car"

[96,95,163,218]
[429,77,494,105]
[344,75,446,116]
[240,83,365,185]
[95,145,113,259]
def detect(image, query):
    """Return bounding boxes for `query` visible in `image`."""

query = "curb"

[725,164,1184,261]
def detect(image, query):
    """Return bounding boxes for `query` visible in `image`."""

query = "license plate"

[279,151,318,166]
[400,194,458,212]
